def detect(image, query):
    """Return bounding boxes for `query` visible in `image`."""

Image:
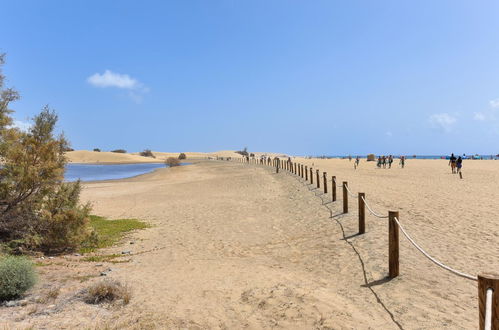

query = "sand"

[66,150,242,164]
[1,157,497,329]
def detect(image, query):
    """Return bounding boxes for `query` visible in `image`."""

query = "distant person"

[388,155,393,168]
[400,156,405,168]
[354,156,360,169]
[348,155,352,162]
[377,156,382,168]
[382,156,387,169]
[449,153,457,174]
[456,156,463,174]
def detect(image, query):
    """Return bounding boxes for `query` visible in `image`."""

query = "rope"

[344,184,357,198]
[485,288,493,330]
[393,217,477,281]
[361,196,389,218]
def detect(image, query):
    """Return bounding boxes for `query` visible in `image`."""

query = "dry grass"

[84,280,131,305]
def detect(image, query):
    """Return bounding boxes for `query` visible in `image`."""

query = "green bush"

[178,153,186,160]
[0,256,37,301]
[93,148,101,152]
[111,149,127,153]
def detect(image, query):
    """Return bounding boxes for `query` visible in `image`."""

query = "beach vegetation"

[84,279,131,305]
[139,149,155,158]
[165,157,181,167]
[178,152,186,160]
[93,148,101,152]
[0,54,93,253]
[111,149,127,153]
[236,147,248,157]
[0,255,37,301]
[80,215,149,253]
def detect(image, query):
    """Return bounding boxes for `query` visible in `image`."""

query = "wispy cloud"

[473,112,486,121]
[87,70,148,103]
[489,98,499,108]
[429,113,457,132]
[87,70,139,89]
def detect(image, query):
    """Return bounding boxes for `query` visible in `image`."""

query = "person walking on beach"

[449,153,457,174]
[355,156,360,169]
[382,156,386,168]
[400,156,405,168]
[388,155,393,168]
[377,156,382,168]
[456,156,463,177]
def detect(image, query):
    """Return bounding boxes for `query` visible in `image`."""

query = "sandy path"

[81,161,400,329]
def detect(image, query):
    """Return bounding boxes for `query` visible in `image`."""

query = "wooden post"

[332,176,336,202]
[276,160,279,173]
[305,166,308,181]
[388,211,399,278]
[323,172,327,194]
[301,165,304,178]
[294,163,297,175]
[358,193,365,234]
[342,181,348,213]
[316,170,320,189]
[310,168,313,185]
[478,273,499,330]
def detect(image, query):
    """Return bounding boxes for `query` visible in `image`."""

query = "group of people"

[348,155,406,169]
[448,153,463,174]
[375,155,406,169]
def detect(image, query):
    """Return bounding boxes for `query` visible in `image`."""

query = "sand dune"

[66,150,245,163]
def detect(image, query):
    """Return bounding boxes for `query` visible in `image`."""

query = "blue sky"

[2,1,499,155]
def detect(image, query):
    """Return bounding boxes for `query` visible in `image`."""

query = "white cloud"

[429,113,457,132]
[489,99,499,108]
[87,70,139,89]
[473,112,486,121]
[11,120,31,131]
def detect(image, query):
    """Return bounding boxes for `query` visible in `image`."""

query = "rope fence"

[218,156,498,329]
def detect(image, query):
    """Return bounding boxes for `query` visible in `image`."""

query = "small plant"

[93,148,101,152]
[0,256,37,301]
[250,153,255,158]
[80,215,149,253]
[235,147,249,157]
[139,149,155,158]
[84,279,131,305]
[111,149,127,153]
[165,157,180,167]
[178,152,186,160]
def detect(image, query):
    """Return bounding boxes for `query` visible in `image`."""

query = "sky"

[2,1,499,155]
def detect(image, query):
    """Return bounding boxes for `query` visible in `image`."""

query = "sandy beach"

[1,156,497,329]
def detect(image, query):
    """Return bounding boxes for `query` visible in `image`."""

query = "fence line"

[222,156,497,328]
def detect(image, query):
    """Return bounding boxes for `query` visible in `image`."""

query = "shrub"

[0,53,92,253]
[178,153,186,160]
[235,147,248,157]
[0,256,37,301]
[111,149,126,153]
[165,157,180,167]
[93,148,101,152]
[139,149,155,158]
[84,279,131,305]
[250,153,255,158]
